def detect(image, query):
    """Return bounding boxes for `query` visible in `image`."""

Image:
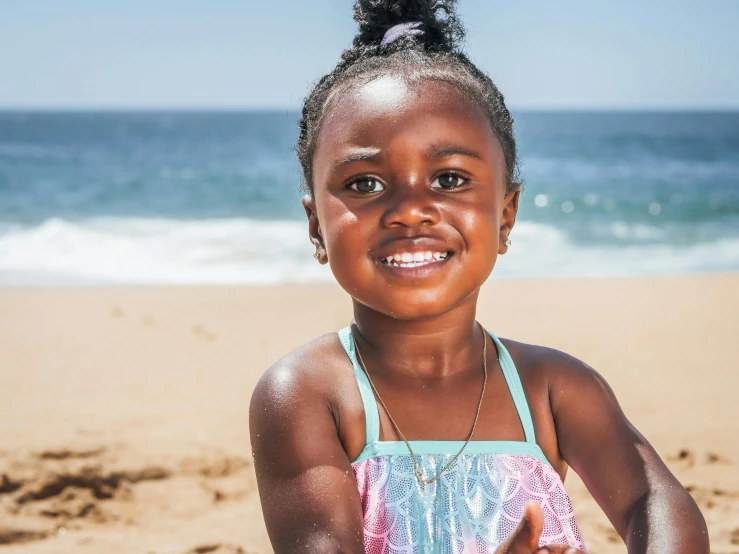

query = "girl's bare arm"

[548,350,709,553]
[249,355,364,554]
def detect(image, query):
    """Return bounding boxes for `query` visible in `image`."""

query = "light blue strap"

[487,330,537,444]
[338,327,381,444]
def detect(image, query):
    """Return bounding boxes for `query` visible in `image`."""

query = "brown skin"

[249,76,709,553]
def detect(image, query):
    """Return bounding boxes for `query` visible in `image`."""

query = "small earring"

[313,252,321,260]
[504,239,511,247]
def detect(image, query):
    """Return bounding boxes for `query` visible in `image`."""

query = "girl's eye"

[348,177,385,193]
[432,172,468,190]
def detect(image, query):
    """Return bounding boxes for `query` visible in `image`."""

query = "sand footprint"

[191,324,217,342]
[0,527,49,546]
[37,447,105,460]
[184,544,248,554]
[706,451,732,464]
[667,448,696,468]
[684,484,739,510]
[0,474,22,494]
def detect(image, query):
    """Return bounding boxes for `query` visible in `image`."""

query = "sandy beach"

[0,273,737,553]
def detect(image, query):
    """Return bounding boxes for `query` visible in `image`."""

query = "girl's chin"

[354,292,474,321]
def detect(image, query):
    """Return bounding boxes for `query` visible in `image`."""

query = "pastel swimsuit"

[338,326,587,554]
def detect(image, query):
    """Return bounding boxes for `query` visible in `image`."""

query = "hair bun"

[352,0,465,53]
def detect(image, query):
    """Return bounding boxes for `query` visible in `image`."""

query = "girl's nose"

[380,184,441,228]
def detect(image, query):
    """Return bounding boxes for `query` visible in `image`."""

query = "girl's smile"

[305,75,519,319]
[374,240,452,279]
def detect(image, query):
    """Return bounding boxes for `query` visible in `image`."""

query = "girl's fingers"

[495,500,544,553]
[535,546,586,554]
[495,501,585,554]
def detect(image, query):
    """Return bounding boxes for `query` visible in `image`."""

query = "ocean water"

[0,111,737,285]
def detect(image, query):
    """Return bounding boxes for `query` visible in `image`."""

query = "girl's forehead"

[314,75,500,168]
[345,74,414,112]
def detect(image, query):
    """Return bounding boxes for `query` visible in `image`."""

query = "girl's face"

[305,75,519,320]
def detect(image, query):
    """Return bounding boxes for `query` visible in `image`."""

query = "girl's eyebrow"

[333,147,382,170]
[334,144,482,170]
[427,144,483,161]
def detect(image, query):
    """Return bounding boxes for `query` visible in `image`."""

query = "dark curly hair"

[295,0,522,194]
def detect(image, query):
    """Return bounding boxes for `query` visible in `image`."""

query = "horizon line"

[1,106,738,113]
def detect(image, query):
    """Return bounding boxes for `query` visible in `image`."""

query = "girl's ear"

[499,188,520,255]
[302,194,328,264]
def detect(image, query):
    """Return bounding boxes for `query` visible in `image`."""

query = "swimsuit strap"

[486,329,537,444]
[337,326,537,446]
[338,326,381,444]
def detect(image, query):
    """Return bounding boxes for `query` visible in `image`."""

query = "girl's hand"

[495,500,586,554]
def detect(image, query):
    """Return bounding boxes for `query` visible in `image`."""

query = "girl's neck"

[351,294,486,380]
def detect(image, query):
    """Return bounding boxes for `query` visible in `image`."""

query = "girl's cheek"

[326,233,367,278]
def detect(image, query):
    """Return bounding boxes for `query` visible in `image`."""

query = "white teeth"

[381,251,451,266]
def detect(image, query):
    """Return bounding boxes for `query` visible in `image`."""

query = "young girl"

[250,1,709,552]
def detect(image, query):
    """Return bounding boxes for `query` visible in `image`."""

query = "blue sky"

[1,0,737,109]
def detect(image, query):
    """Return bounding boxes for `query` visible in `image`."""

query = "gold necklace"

[352,322,489,485]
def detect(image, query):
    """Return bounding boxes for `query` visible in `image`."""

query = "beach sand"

[0,274,737,553]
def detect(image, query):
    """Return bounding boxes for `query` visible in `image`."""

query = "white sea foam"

[0,217,737,286]
[0,217,331,286]
[496,221,739,278]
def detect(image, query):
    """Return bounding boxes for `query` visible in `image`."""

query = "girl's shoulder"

[500,336,617,476]
[252,331,354,404]
[250,331,367,456]
[501,336,603,385]
[501,336,612,407]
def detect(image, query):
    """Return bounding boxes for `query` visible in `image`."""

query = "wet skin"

[250,77,709,553]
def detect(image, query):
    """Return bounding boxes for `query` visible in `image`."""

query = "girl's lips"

[379,250,450,266]
[375,252,454,277]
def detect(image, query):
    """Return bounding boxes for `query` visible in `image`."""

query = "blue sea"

[0,111,737,285]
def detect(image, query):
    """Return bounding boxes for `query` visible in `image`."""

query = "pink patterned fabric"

[352,452,586,553]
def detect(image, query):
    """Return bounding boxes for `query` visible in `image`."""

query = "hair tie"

[380,21,424,47]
